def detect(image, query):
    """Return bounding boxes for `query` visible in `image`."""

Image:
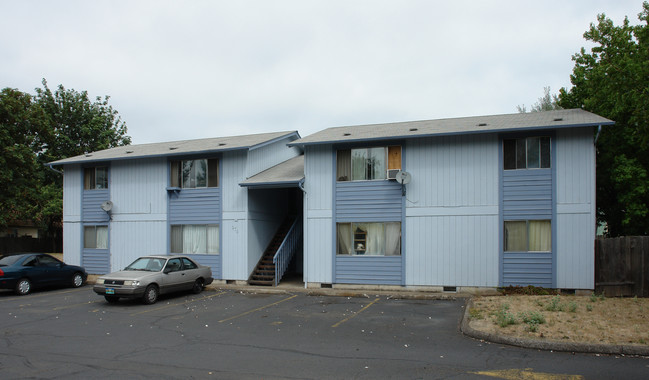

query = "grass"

[468,293,649,346]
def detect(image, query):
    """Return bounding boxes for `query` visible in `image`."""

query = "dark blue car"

[0,253,87,295]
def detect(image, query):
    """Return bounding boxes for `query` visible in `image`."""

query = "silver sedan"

[93,255,213,304]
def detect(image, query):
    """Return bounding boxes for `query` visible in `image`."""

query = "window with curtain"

[336,222,401,256]
[504,220,551,252]
[84,226,108,249]
[336,146,401,182]
[170,224,220,254]
[84,167,108,189]
[170,158,218,188]
[503,137,551,170]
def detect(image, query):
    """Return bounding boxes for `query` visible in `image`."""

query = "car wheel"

[192,278,204,294]
[105,295,120,303]
[15,278,31,296]
[142,284,159,305]
[72,272,84,288]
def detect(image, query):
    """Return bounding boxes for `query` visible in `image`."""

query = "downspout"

[298,178,307,289]
[594,125,602,145]
[46,163,63,175]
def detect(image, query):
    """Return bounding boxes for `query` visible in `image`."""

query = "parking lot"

[0,286,646,379]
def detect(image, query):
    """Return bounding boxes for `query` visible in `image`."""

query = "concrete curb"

[460,298,649,356]
[209,283,462,300]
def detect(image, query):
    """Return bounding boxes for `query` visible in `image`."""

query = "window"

[504,220,551,252]
[170,159,218,188]
[84,167,108,189]
[336,222,401,256]
[170,224,219,254]
[503,137,551,170]
[164,258,182,272]
[84,226,108,249]
[337,146,401,181]
[182,257,197,269]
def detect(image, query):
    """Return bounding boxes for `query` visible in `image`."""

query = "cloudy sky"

[1,1,644,144]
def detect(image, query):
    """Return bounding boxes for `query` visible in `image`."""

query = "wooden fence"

[0,237,62,256]
[595,236,649,297]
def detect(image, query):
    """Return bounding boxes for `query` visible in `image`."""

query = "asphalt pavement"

[0,285,648,379]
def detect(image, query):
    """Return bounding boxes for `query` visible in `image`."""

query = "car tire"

[15,278,31,296]
[192,279,204,294]
[142,284,159,305]
[72,272,84,288]
[105,295,120,303]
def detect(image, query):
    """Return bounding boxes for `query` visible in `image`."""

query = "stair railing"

[273,216,303,286]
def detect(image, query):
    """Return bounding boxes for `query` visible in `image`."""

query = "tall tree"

[0,88,47,229]
[0,80,131,236]
[558,2,649,236]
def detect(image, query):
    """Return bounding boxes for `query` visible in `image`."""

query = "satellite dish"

[100,200,113,212]
[395,171,411,185]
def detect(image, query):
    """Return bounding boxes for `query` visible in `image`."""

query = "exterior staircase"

[249,218,295,286]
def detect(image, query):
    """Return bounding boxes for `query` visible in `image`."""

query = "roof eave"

[288,121,615,147]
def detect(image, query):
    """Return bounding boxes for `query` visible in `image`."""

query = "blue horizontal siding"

[82,249,110,274]
[83,190,110,222]
[336,181,402,222]
[335,256,402,285]
[184,254,222,279]
[502,252,552,287]
[503,169,552,219]
[169,188,221,224]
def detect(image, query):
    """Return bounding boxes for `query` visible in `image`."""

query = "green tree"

[0,80,131,236]
[517,87,562,113]
[558,2,649,236]
[0,88,47,229]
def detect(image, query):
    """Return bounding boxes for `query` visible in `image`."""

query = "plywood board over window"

[388,146,401,171]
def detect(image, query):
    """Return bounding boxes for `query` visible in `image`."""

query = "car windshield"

[124,257,166,272]
[0,255,23,266]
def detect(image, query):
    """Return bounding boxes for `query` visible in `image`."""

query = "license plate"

[106,288,115,295]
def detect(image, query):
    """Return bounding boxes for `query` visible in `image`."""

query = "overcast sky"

[1,1,644,145]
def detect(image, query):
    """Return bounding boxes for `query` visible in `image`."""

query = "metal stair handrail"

[273,216,303,286]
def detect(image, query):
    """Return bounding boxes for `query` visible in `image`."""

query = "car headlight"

[96,279,104,285]
[124,280,140,286]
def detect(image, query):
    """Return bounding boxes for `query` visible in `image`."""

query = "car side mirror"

[163,267,171,274]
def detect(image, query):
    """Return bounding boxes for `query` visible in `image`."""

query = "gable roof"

[49,131,300,165]
[240,155,304,188]
[289,109,614,147]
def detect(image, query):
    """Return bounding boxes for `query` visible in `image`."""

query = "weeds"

[568,301,578,313]
[519,311,546,332]
[545,296,566,312]
[495,304,517,327]
[590,293,605,302]
[469,308,484,320]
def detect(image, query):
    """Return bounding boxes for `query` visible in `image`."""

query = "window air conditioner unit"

[387,169,400,180]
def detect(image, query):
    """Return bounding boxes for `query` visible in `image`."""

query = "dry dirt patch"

[468,295,649,346]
